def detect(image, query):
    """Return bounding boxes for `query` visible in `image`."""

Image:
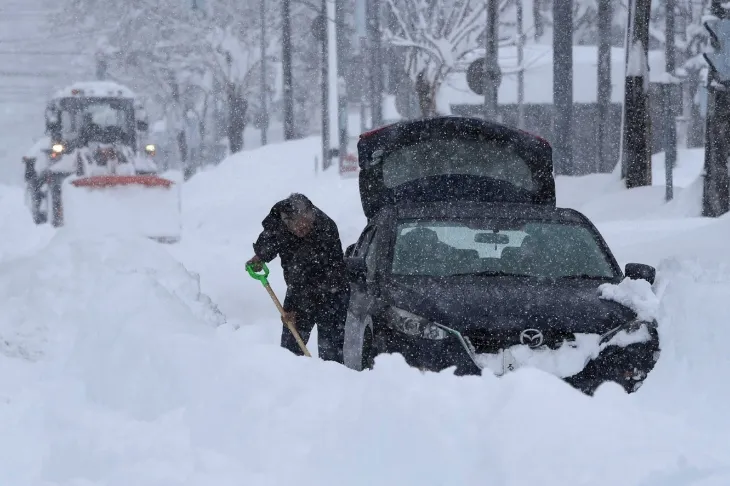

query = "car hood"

[386,277,637,337]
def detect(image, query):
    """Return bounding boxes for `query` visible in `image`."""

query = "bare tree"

[384,0,508,117]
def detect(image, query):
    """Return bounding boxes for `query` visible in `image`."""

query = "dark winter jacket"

[253,200,349,310]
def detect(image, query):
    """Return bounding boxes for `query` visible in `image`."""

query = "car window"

[364,230,379,282]
[390,219,617,279]
[381,137,535,191]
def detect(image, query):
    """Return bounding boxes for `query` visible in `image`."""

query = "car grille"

[463,328,577,354]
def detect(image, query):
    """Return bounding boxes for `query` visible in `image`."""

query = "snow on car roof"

[52,81,136,100]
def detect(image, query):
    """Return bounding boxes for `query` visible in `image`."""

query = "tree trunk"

[620,0,652,188]
[702,0,730,217]
[553,0,573,175]
[596,0,611,173]
[282,0,295,140]
[415,70,436,118]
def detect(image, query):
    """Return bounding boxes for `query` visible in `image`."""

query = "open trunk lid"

[356,116,555,219]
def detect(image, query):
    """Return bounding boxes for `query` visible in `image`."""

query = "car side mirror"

[625,263,656,285]
[345,256,367,283]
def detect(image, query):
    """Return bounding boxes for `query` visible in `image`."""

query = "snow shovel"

[246,261,312,357]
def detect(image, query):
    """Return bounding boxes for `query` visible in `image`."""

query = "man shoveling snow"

[247,194,350,363]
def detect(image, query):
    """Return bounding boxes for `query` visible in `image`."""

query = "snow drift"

[0,136,728,485]
[0,230,728,485]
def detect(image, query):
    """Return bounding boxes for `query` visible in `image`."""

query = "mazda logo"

[519,329,544,348]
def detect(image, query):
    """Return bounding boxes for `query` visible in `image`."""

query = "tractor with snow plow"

[23,81,181,243]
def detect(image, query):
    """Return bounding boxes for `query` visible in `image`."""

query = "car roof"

[391,200,588,224]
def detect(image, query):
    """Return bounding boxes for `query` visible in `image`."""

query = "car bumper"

[376,323,660,393]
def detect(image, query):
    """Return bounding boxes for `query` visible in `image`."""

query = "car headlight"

[385,307,449,340]
[599,318,654,346]
[52,143,64,153]
[144,144,155,154]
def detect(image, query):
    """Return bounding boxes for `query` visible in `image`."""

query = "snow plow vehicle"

[23,81,181,243]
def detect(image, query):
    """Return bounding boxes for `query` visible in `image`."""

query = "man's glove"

[281,311,297,326]
[246,255,264,272]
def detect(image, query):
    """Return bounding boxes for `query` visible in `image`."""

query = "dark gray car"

[342,116,660,394]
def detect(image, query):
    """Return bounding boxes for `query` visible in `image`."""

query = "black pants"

[282,289,350,363]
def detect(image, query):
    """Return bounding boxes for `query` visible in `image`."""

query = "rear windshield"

[380,137,536,191]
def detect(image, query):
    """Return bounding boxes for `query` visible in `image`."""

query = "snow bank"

[62,176,182,242]
[0,134,728,484]
[0,266,726,485]
[0,184,54,263]
[0,232,727,485]
[555,148,705,222]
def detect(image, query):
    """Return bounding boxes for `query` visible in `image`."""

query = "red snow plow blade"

[70,174,174,189]
[63,174,182,243]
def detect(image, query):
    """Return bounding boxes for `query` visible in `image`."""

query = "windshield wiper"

[448,270,530,277]
[557,274,613,280]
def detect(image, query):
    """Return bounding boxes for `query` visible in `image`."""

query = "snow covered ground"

[0,139,729,485]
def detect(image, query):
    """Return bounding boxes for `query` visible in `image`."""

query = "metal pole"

[664,0,676,200]
[483,0,498,120]
[260,0,268,146]
[516,0,524,128]
[335,0,348,166]
[282,0,295,140]
[368,0,383,127]
[596,0,611,172]
[321,0,330,170]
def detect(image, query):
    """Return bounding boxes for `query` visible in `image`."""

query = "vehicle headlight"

[599,318,654,346]
[385,307,449,340]
[52,144,64,153]
[144,144,155,154]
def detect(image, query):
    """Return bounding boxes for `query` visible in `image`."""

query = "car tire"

[361,326,376,370]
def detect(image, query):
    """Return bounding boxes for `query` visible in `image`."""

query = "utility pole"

[662,0,677,201]
[335,0,348,165]
[516,0,525,128]
[260,0,268,146]
[701,0,730,216]
[367,0,383,127]
[95,53,107,81]
[596,0,611,173]
[320,0,330,170]
[553,0,573,175]
[282,0,295,140]
[620,0,652,188]
[483,0,499,120]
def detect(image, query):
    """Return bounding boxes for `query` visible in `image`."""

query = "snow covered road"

[0,139,728,485]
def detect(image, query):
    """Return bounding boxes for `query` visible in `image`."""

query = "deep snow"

[0,138,729,485]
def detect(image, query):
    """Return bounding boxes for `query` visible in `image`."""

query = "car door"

[348,225,379,319]
[342,224,380,370]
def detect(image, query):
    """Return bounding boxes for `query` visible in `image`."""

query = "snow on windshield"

[86,103,125,127]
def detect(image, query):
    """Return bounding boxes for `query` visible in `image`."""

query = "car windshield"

[380,137,536,192]
[391,219,617,279]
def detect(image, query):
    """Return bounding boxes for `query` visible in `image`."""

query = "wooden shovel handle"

[264,284,312,357]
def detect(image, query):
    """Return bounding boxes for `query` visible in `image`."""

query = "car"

[342,116,660,395]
